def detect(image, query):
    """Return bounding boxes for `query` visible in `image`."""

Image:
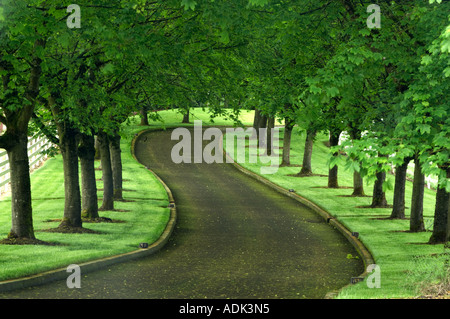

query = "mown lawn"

[0,123,170,281]
[0,107,254,283]
[2,107,446,299]
[223,123,449,299]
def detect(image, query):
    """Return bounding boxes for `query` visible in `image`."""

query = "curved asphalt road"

[0,128,363,299]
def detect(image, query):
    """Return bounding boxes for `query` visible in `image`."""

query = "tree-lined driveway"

[0,128,363,299]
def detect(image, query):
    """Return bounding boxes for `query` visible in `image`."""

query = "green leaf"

[220,30,230,44]
[181,0,197,11]
[309,85,322,94]
[328,154,341,169]
[101,63,115,74]
[249,0,269,6]
[417,124,431,134]
[382,177,394,192]
[421,55,433,66]
[359,28,371,37]
[57,32,71,48]
[444,67,450,77]
[326,86,339,98]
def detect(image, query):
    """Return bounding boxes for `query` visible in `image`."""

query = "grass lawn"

[1,107,446,299]
[223,123,449,299]
[0,107,253,283]
[0,121,171,282]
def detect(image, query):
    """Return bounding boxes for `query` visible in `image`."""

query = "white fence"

[0,134,52,196]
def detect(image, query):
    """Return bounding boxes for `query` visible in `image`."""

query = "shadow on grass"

[0,237,61,246]
[38,226,102,235]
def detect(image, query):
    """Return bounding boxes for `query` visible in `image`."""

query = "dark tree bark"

[352,171,365,196]
[349,128,365,196]
[281,117,294,167]
[328,129,341,188]
[251,109,262,140]
[98,131,114,211]
[371,169,388,208]
[78,133,99,220]
[410,156,425,232]
[298,129,316,176]
[140,105,149,126]
[371,153,389,208]
[59,126,82,228]
[390,158,411,219]
[109,130,123,201]
[6,133,35,239]
[0,40,43,240]
[94,136,101,160]
[257,113,268,148]
[265,117,275,156]
[48,94,83,229]
[429,167,450,244]
[182,109,190,123]
[259,114,268,128]
[448,193,450,243]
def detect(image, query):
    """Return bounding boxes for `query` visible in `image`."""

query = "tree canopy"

[0,0,448,243]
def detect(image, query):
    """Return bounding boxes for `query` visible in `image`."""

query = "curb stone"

[0,130,177,294]
[220,134,375,299]
[1,126,374,298]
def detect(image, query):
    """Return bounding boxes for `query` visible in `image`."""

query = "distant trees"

[245,0,449,243]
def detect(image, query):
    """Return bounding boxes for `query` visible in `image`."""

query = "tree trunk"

[390,158,411,219]
[94,135,101,161]
[352,171,365,196]
[371,154,389,208]
[257,113,268,148]
[328,129,341,188]
[251,109,262,140]
[429,167,449,244]
[182,110,190,123]
[371,170,388,207]
[6,133,35,239]
[109,130,123,201]
[281,117,294,167]
[410,157,425,232]
[349,129,365,196]
[265,116,275,156]
[59,127,82,228]
[1,39,43,239]
[140,105,149,126]
[299,129,316,176]
[448,191,450,243]
[78,133,99,220]
[98,131,114,211]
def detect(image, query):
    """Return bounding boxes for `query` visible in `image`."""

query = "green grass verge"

[0,123,171,282]
[223,123,449,299]
[3,107,444,299]
[0,107,253,283]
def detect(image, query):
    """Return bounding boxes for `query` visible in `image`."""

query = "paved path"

[0,128,363,299]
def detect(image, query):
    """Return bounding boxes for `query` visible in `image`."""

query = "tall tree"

[0,1,48,240]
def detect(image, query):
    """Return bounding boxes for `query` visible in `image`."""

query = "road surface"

[0,128,363,299]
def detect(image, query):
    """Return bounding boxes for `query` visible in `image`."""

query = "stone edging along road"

[0,127,374,299]
[218,134,375,298]
[0,129,177,294]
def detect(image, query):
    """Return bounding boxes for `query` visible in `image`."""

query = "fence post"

[0,134,52,197]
